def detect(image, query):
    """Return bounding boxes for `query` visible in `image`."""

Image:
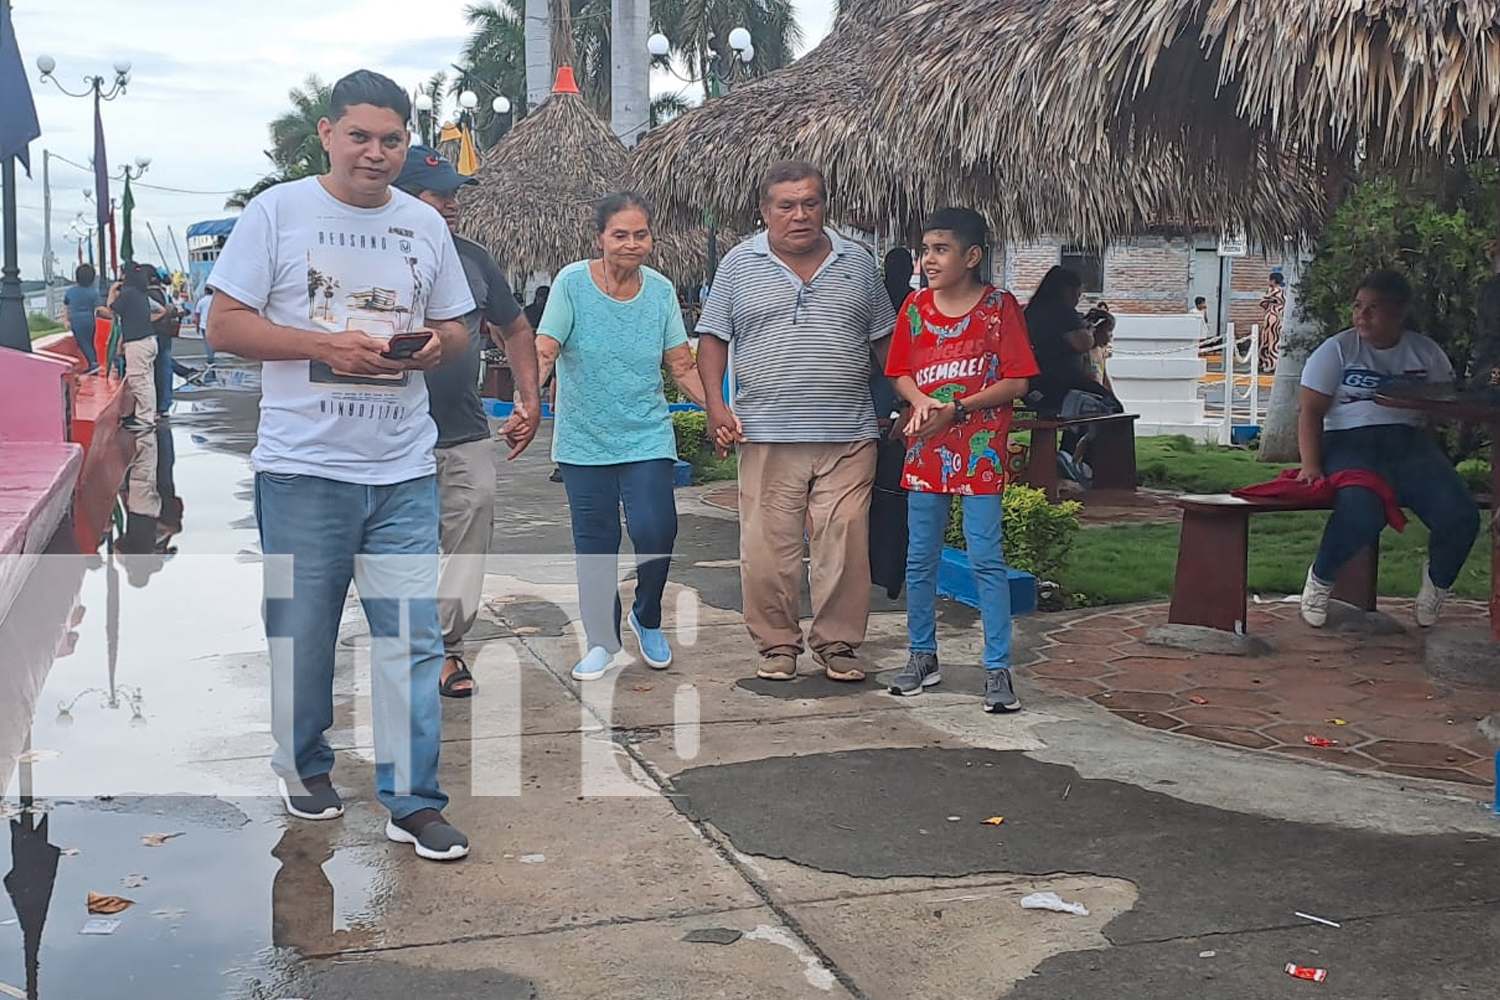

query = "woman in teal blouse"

[535,192,738,681]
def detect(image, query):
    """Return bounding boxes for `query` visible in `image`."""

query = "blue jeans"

[559,460,678,651]
[200,329,216,366]
[155,334,174,411]
[1312,424,1480,589]
[69,318,98,368]
[906,491,1012,669]
[254,471,447,819]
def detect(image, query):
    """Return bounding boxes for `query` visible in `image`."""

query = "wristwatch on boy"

[952,398,969,424]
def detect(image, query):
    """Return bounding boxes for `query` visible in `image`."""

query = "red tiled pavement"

[1026,601,1500,789]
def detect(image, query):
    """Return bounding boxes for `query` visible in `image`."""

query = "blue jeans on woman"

[254,471,448,819]
[69,317,98,369]
[906,491,1012,669]
[1312,424,1480,589]
[559,459,678,652]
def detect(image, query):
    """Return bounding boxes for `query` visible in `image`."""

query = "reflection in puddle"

[1,420,385,999]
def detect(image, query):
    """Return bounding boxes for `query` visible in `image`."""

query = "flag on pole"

[93,99,111,230]
[120,174,135,263]
[0,0,41,176]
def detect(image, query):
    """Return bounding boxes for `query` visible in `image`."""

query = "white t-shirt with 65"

[1300,327,1454,431]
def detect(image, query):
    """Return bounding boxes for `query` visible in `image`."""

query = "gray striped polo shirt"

[697,229,897,443]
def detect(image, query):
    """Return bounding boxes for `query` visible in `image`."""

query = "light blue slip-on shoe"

[628,611,673,669]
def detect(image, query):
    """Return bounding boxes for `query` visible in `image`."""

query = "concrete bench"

[1015,411,1139,501]
[1167,493,1377,634]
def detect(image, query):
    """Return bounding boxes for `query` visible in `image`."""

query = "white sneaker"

[1415,559,1449,628]
[571,645,621,681]
[1300,567,1333,627]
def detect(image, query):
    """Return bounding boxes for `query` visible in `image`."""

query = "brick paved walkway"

[1029,601,1499,788]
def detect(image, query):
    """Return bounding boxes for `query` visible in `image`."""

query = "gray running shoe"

[982,669,1021,713]
[889,652,941,696]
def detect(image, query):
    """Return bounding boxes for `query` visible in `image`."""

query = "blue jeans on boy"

[1312,424,1480,588]
[559,460,678,651]
[254,471,448,819]
[906,491,1012,669]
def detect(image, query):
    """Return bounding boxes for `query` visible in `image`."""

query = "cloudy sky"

[6,0,838,282]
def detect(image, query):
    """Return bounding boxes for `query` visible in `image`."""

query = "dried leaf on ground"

[1188,695,1209,705]
[982,816,1005,826]
[1325,718,1348,726]
[87,892,134,915]
[141,832,185,847]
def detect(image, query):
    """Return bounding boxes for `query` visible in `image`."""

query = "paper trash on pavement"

[1020,891,1090,916]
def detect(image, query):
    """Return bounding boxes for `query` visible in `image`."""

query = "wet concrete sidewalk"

[3,354,1499,999]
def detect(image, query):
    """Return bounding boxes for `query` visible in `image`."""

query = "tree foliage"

[1302,163,1499,367]
[226,75,331,209]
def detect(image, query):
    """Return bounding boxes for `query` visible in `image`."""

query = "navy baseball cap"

[396,145,478,192]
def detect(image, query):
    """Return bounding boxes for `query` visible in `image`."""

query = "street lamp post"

[36,53,132,296]
[414,92,434,147]
[647,26,754,98]
[646,27,752,286]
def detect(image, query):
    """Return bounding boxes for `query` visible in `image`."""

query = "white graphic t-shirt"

[209,178,474,484]
[1301,327,1454,431]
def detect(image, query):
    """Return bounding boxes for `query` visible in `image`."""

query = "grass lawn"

[1065,436,1491,605]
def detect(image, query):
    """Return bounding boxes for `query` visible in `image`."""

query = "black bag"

[869,421,909,599]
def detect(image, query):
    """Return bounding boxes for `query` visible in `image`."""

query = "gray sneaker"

[982,669,1021,713]
[889,652,941,695]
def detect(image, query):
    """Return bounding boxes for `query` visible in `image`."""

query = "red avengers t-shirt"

[885,286,1039,495]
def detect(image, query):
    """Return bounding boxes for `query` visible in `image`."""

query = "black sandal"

[439,656,476,699]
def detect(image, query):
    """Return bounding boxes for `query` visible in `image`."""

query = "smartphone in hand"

[382,331,433,360]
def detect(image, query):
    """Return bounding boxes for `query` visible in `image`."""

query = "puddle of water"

[0,798,382,1000]
[1,417,387,999]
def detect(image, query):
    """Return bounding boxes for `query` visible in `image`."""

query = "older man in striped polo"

[695,161,898,683]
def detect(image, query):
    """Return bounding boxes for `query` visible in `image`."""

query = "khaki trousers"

[435,438,497,658]
[122,338,158,425]
[737,440,876,656]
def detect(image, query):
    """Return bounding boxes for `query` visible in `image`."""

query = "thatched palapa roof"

[879,0,1500,188]
[462,68,730,283]
[633,0,1325,245]
[630,0,924,233]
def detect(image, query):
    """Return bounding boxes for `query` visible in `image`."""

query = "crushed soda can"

[1285,963,1328,983]
[1303,735,1338,748]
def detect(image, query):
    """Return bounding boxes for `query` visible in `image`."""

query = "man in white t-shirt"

[1296,269,1479,629]
[208,69,475,862]
[191,288,215,368]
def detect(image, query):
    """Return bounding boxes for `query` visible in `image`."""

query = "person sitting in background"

[1296,269,1479,629]
[1023,267,1120,486]
[64,264,101,370]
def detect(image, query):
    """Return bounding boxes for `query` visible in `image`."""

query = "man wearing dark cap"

[395,145,541,699]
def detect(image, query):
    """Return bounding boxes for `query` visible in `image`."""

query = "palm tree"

[455,0,800,123]
[652,0,801,102]
[227,76,331,209]
[268,75,332,176]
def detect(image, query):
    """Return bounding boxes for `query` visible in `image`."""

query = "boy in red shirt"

[884,208,1040,712]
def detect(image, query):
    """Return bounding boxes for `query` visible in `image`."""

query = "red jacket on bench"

[1231,469,1407,531]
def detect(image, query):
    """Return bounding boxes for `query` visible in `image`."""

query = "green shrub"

[944,485,1083,584]
[1457,458,1491,495]
[672,409,707,468]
